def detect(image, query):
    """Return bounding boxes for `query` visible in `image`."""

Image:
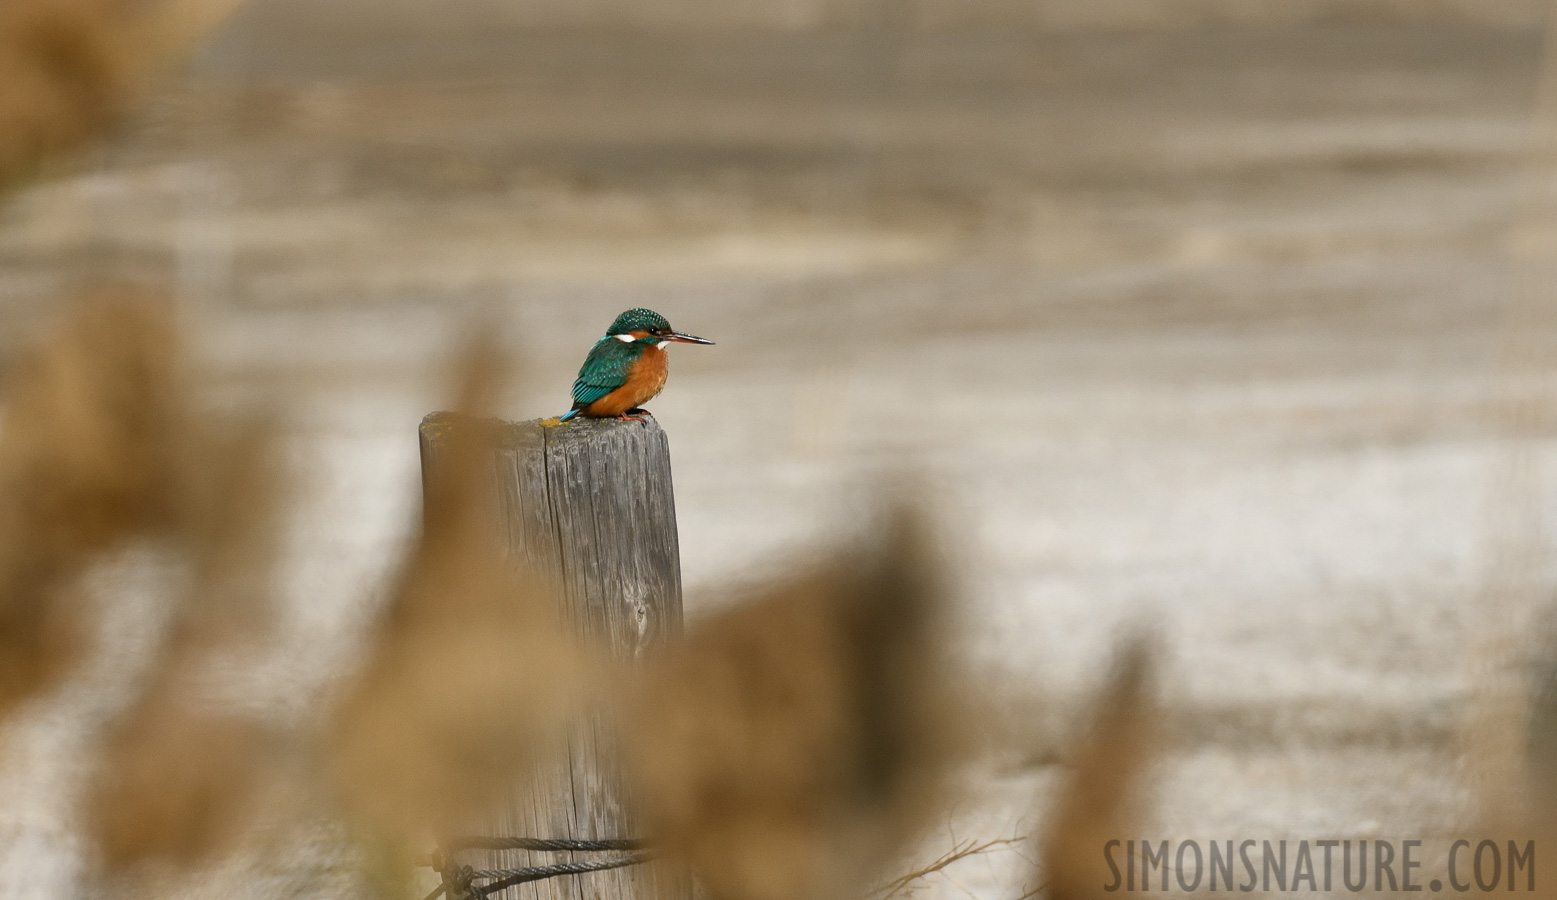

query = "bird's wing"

[570,338,637,407]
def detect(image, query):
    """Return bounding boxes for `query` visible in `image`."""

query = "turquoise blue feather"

[570,336,646,409]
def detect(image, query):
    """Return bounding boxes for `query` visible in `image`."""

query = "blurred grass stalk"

[624,507,964,900]
[326,340,592,893]
[0,288,294,873]
[0,292,182,723]
[85,410,290,871]
[1469,0,1557,824]
[1037,641,1154,900]
[0,0,246,189]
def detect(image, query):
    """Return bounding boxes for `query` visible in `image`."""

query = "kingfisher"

[556,308,714,422]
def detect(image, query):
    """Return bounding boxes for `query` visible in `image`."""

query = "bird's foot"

[616,408,650,423]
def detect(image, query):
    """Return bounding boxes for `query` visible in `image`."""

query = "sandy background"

[0,4,1553,897]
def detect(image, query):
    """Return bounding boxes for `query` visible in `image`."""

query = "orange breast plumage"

[586,344,669,417]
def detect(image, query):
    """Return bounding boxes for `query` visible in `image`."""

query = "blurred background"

[3,0,1557,897]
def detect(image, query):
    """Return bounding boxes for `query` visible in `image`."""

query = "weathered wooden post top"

[419,411,686,900]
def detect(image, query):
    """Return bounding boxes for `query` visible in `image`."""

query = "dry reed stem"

[1039,639,1155,900]
[328,339,585,877]
[0,0,243,188]
[87,689,278,869]
[1518,651,1557,900]
[625,507,958,900]
[1463,0,1557,821]
[0,0,129,183]
[85,412,290,871]
[0,291,180,722]
[0,290,292,870]
[867,834,1026,900]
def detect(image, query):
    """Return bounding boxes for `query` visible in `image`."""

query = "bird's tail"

[557,408,581,423]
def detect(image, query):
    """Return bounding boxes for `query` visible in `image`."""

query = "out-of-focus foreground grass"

[5,3,1557,900]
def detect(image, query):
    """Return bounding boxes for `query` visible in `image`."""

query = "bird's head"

[606,308,715,346]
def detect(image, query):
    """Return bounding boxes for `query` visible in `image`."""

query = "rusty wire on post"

[426,836,651,900]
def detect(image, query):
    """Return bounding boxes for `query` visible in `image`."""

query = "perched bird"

[557,308,714,422]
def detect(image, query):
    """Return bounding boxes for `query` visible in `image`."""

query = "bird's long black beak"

[667,331,715,345]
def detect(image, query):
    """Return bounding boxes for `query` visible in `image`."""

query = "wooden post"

[419,412,688,900]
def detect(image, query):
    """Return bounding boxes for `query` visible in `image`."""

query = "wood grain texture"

[420,412,687,900]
